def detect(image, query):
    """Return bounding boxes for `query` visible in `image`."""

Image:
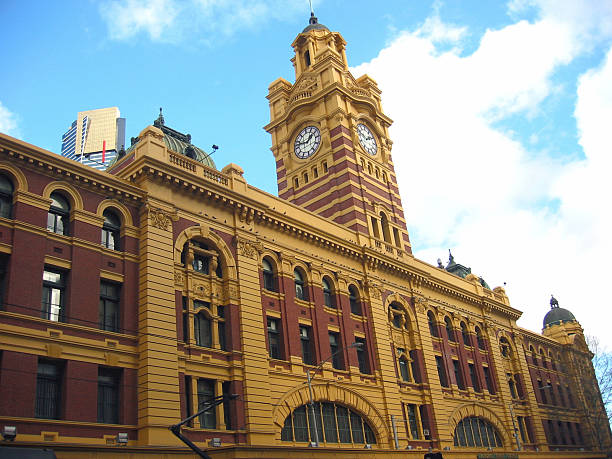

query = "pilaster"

[233,234,275,445]
[137,201,182,445]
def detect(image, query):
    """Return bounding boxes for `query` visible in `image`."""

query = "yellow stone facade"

[0,14,609,459]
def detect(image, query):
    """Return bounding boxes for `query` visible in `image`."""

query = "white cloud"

[352,4,612,344]
[0,102,19,137]
[100,0,308,43]
[101,0,179,42]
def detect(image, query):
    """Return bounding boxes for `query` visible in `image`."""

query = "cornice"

[0,134,145,202]
[264,80,392,132]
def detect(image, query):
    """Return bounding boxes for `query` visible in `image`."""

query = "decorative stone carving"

[365,280,382,300]
[193,283,211,298]
[414,296,428,314]
[147,205,177,231]
[237,239,260,259]
[174,271,184,286]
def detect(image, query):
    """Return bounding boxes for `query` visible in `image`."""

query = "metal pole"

[306,370,319,446]
[391,414,399,449]
[509,404,521,451]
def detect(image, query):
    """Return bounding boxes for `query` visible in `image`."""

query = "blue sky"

[1,0,611,349]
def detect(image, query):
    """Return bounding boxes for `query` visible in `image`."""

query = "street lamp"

[306,341,364,447]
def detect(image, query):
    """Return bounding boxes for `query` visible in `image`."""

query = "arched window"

[428,311,438,337]
[508,375,518,398]
[397,349,411,382]
[194,311,212,348]
[529,345,537,365]
[500,337,511,358]
[349,285,361,315]
[380,212,391,243]
[322,276,335,308]
[0,175,14,219]
[539,348,546,369]
[294,268,307,301]
[281,402,376,445]
[262,258,276,291]
[453,416,502,448]
[101,208,121,250]
[445,316,455,342]
[475,326,486,350]
[47,192,70,235]
[460,321,470,346]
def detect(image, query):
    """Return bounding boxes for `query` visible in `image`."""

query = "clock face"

[357,123,377,155]
[294,126,321,159]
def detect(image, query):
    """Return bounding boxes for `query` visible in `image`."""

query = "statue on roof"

[154,107,165,127]
[550,295,559,308]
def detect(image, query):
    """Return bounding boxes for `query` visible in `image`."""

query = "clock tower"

[265,14,411,255]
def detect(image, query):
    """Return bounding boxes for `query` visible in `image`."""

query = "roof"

[112,109,216,170]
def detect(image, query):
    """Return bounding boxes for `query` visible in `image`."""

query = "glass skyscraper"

[60,107,125,171]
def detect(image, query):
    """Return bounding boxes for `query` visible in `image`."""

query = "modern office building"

[0,14,609,459]
[60,107,125,171]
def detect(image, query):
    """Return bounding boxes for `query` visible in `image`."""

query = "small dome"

[302,13,329,33]
[543,307,576,328]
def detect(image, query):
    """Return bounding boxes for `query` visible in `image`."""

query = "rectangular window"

[222,381,232,430]
[42,268,65,322]
[300,326,313,365]
[407,404,421,439]
[35,359,63,419]
[469,363,480,392]
[197,378,216,429]
[509,374,518,399]
[99,281,120,332]
[329,332,343,370]
[267,317,281,360]
[483,365,495,394]
[194,312,212,348]
[185,376,193,426]
[182,296,189,343]
[97,367,120,424]
[355,337,370,374]
[322,161,328,173]
[513,373,524,398]
[453,360,465,390]
[393,227,401,247]
[0,254,8,307]
[409,350,421,383]
[313,167,318,178]
[436,356,448,387]
[517,416,527,443]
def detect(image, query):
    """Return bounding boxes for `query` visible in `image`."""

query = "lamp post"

[509,403,521,451]
[306,341,363,447]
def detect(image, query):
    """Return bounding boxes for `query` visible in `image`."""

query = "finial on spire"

[309,0,314,15]
[153,107,166,128]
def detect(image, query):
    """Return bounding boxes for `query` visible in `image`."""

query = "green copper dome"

[153,108,216,169]
[543,306,576,328]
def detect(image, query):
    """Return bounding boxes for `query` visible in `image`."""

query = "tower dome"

[543,295,576,328]
[302,12,329,33]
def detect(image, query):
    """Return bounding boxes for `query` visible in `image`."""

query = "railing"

[169,152,196,172]
[203,168,228,186]
[289,90,313,104]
